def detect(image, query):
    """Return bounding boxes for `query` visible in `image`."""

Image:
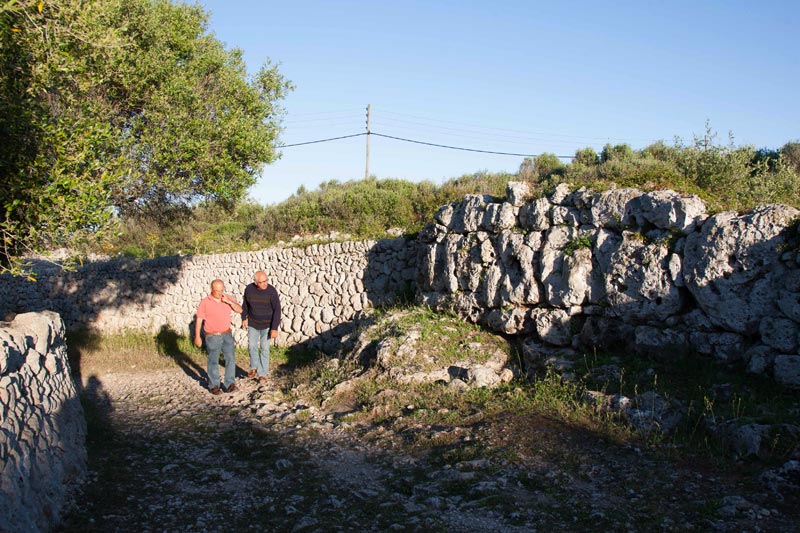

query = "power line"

[371,133,574,158]
[278,131,574,158]
[371,120,592,148]
[278,133,365,148]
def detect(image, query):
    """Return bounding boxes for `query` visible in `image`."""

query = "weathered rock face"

[0,312,87,532]
[683,205,800,335]
[418,182,800,389]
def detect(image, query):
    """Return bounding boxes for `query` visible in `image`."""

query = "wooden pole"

[365,104,370,180]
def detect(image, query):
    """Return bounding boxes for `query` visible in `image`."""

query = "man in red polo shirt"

[194,279,243,395]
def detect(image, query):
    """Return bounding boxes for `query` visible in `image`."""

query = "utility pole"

[365,104,371,180]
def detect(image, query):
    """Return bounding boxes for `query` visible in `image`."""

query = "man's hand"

[241,319,248,330]
[194,335,202,348]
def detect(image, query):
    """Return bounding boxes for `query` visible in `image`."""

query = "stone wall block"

[550,183,572,205]
[486,308,533,335]
[506,181,531,207]
[634,326,689,360]
[684,205,800,335]
[550,206,581,227]
[539,225,580,307]
[1,312,86,533]
[589,188,642,230]
[760,317,798,353]
[531,308,572,346]
[774,355,800,388]
[519,197,552,232]
[481,202,517,232]
[601,231,683,322]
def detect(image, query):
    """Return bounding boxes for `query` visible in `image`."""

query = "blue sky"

[198,0,799,205]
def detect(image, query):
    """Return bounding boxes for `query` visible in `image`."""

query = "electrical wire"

[278,131,574,158]
[278,133,365,148]
[371,133,573,158]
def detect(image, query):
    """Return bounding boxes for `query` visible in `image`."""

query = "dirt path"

[58,369,798,532]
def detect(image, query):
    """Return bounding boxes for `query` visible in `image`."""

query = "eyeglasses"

[255,279,268,285]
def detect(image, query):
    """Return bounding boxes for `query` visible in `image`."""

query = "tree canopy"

[0,0,291,273]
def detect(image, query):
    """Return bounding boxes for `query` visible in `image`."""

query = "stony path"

[59,370,536,532]
[59,369,798,532]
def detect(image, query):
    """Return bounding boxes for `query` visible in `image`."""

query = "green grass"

[66,327,250,376]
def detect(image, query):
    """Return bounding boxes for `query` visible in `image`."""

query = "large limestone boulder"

[506,181,531,207]
[588,188,642,230]
[599,231,684,322]
[634,190,707,234]
[438,194,495,234]
[518,197,552,232]
[540,226,592,307]
[683,204,800,334]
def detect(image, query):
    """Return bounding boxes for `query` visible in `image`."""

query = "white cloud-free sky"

[198,0,799,205]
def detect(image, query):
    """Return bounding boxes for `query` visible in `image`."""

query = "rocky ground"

[58,365,799,533]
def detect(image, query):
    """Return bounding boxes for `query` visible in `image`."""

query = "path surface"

[59,369,797,532]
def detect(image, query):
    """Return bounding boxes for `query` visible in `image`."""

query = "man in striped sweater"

[240,271,282,382]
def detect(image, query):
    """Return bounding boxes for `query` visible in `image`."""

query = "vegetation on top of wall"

[521,127,800,213]
[71,128,800,259]
[94,172,514,258]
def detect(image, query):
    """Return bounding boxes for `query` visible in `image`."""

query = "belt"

[205,329,232,337]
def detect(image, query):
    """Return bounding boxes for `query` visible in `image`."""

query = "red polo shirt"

[196,295,234,333]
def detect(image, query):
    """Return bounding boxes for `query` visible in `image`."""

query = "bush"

[89,127,800,259]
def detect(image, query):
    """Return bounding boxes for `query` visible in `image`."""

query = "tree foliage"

[0,0,291,273]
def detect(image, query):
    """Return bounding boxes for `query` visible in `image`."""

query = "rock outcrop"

[0,312,87,533]
[418,182,800,388]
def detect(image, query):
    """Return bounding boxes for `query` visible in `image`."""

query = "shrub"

[534,153,565,178]
[573,147,599,167]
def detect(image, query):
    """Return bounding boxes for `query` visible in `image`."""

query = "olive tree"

[0,0,291,273]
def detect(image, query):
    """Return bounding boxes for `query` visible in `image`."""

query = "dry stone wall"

[0,312,87,532]
[0,238,417,350]
[417,182,800,388]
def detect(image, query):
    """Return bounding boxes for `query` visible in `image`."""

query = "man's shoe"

[226,383,238,393]
[209,387,222,395]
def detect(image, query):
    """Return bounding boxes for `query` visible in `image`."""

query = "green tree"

[534,153,565,177]
[781,142,800,174]
[0,0,291,273]
[573,147,599,167]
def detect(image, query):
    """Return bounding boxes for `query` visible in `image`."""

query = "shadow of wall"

[0,238,419,355]
[0,255,187,332]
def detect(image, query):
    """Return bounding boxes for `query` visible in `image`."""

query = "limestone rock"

[531,308,572,346]
[505,181,531,207]
[683,204,800,334]
[600,231,683,322]
[589,188,641,230]
[633,326,689,360]
[689,332,746,363]
[635,190,707,234]
[760,317,798,353]
[1,312,87,533]
[549,183,572,205]
[518,197,551,232]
